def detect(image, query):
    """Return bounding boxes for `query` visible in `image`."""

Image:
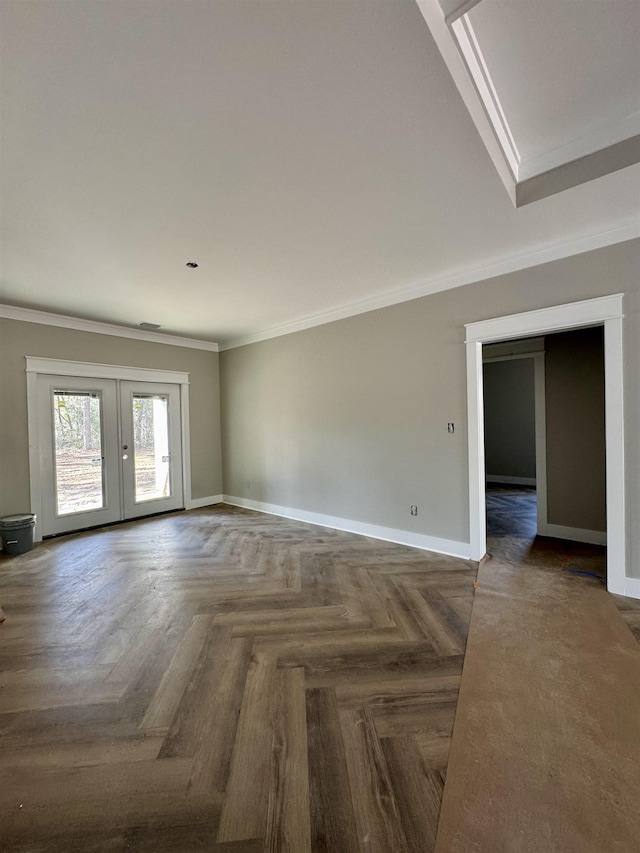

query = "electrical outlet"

[410,505,418,516]
[447,422,455,433]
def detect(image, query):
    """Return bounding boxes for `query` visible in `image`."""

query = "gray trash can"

[0,514,37,556]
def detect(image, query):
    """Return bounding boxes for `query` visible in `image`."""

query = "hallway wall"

[545,326,606,532]
[483,358,536,483]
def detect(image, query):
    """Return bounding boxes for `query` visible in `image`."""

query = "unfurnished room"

[1,1,640,851]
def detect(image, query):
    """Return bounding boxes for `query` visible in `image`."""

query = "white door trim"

[465,294,627,597]
[533,353,548,536]
[26,357,192,540]
[25,356,189,385]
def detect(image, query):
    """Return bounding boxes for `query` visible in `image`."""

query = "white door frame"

[26,357,191,541]
[465,294,627,597]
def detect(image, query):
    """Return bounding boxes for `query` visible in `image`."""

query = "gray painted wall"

[220,238,640,577]
[1,239,638,580]
[0,320,222,516]
[545,327,606,532]
[483,358,536,481]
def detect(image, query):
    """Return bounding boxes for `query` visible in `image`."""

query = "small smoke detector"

[138,322,161,330]
[186,261,199,268]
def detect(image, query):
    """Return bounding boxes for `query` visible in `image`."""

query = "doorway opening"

[482,337,541,548]
[482,327,607,581]
[465,294,628,597]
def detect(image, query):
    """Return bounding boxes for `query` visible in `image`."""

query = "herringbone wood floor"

[0,506,477,852]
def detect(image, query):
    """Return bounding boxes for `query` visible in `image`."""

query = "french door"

[37,375,183,536]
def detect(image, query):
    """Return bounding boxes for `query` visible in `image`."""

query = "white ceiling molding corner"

[518,112,640,183]
[516,135,640,208]
[450,13,520,178]
[416,0,640,206]
[439,0,483,27]
[414,0,517,204]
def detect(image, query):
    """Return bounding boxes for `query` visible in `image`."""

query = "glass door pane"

[38,375,121,537]
[37,374,182,537]
[53,391,105,515]
[132,394,171,502]
[120,381,183,520]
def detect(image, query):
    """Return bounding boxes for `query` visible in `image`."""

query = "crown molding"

[415,0,517,203]
[442,0,484,27]
[518,114,640,183]
[448,15,640,185]
[3,221,637,355]
[0,305,219,352]
[417,0,640,205]
[516,136,640,207]
[219,220,639,350]
[450,14,520,178]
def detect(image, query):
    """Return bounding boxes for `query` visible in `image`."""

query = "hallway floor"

[434,485,640,851]
[485,484,639,642]
[436,538,640,852]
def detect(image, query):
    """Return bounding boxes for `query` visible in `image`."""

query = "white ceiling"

[419,0,640,199]
[466,0,640,172]
[1,0,639,348]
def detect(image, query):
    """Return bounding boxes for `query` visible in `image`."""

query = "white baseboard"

[538,522,607,546]
[186,494,223,510]
[486,475,536,486]
[622,577,640,601]
[223,495,472,560]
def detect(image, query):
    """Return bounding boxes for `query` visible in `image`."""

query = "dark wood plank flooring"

[0,506,477,852]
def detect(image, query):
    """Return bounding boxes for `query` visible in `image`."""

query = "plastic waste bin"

[0,514,37,556]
